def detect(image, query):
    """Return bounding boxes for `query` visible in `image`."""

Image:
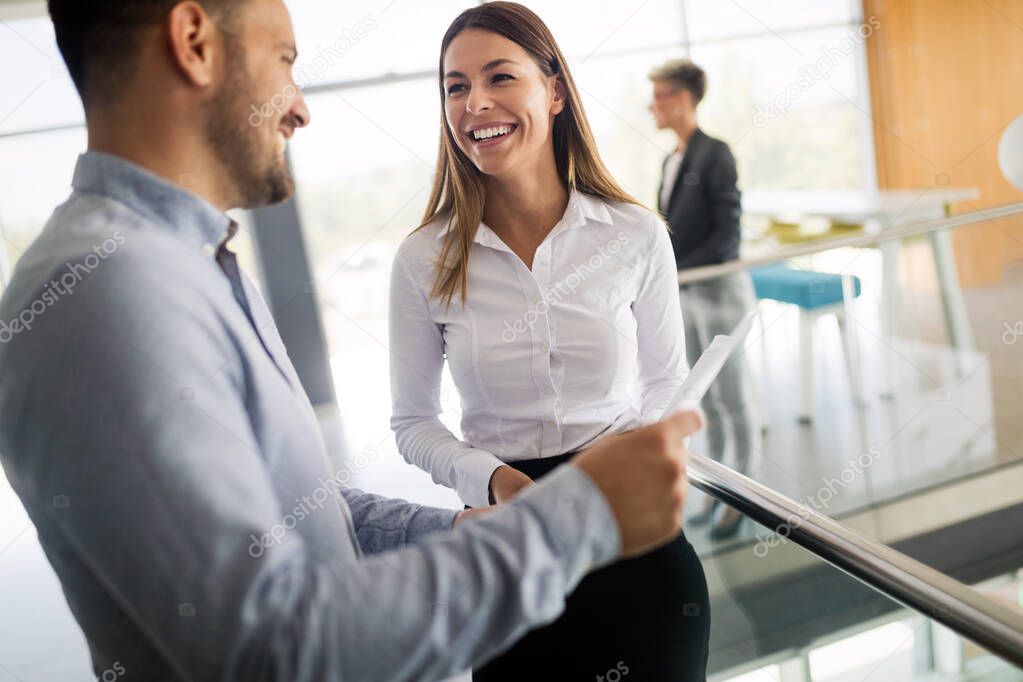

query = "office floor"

[0,262,1019,681]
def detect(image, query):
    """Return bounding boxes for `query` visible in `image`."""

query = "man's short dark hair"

[47,1,238,106]
[648,58,707,105]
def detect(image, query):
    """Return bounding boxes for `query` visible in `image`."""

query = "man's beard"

[204,42,294,208]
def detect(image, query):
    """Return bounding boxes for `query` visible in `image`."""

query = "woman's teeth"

[276,131,287,155]
[472,125,514,141]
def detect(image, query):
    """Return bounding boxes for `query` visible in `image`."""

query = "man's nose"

[290,88,311,128]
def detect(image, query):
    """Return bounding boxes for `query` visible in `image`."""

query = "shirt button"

[202,243,216,257]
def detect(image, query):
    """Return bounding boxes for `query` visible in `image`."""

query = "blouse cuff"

[454,451,506,509]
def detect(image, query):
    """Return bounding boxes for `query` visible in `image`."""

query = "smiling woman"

[389,3,710,680]
[422,3,638,306]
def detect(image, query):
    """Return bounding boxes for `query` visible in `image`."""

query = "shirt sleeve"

[632,213,689,420]
[0,249,621,681]
[388,243,505,508]
[341,486,458,554]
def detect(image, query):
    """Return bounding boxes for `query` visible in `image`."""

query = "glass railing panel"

[713,612,1023,682]
[692,498,1023,680]
[684,207,1023,542]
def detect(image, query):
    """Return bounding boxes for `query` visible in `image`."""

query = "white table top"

[678,199,1023,285]
[742,188,981,225]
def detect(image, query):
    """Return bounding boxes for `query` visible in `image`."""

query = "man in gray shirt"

[0,1,703,680]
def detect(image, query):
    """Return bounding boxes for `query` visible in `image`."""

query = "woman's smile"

[465,122,518,149]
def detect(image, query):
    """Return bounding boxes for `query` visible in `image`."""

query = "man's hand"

[572,410,703,559]
[488,465,534,504]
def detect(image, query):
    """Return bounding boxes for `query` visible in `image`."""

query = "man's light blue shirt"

[0,152,621,681]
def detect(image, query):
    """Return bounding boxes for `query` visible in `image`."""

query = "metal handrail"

[678,201,1023,285]
[688,452,1023,667]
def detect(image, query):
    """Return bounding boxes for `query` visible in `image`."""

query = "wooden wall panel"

[864,0,1023,286]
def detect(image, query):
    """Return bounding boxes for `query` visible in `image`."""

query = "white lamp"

[998,113,1023,192]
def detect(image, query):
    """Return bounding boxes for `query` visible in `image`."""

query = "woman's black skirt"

[471,451,711,681]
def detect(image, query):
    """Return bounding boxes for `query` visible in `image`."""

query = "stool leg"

[755,308,770,435]
[879,240,901,399]
[836,310,865,408]
[929,228,975,376]
[799,310,814,425]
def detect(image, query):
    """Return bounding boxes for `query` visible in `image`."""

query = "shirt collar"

[71,151,235,253]
[435,187,614,245]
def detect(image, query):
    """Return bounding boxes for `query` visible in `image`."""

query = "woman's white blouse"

[389,189,688,507]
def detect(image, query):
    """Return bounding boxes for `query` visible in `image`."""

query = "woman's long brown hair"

[417,1,640,307]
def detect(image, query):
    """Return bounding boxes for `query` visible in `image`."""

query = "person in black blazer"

[649,58,760,540]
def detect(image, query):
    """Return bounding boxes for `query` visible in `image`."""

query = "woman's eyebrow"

[444,58,520,79]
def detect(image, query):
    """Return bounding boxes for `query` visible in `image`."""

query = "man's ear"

[166,1,221,89]
[679,88,694,113]
[551,77,567,116]
[670,89,690,120]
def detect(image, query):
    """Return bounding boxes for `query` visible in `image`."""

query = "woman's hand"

[453,507,492,525]
[488,465,534,504]
[454,467,533,526]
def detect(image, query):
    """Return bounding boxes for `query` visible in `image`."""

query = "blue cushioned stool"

[750,265,864,423]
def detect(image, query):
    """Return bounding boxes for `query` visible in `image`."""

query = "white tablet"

[654,310,757,421]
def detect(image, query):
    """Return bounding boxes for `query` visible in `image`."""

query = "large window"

[691,24,867,191]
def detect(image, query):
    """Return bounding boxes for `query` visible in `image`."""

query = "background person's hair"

[418,1,640,308]
[47,0,240,107]
[648,58,707,105]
